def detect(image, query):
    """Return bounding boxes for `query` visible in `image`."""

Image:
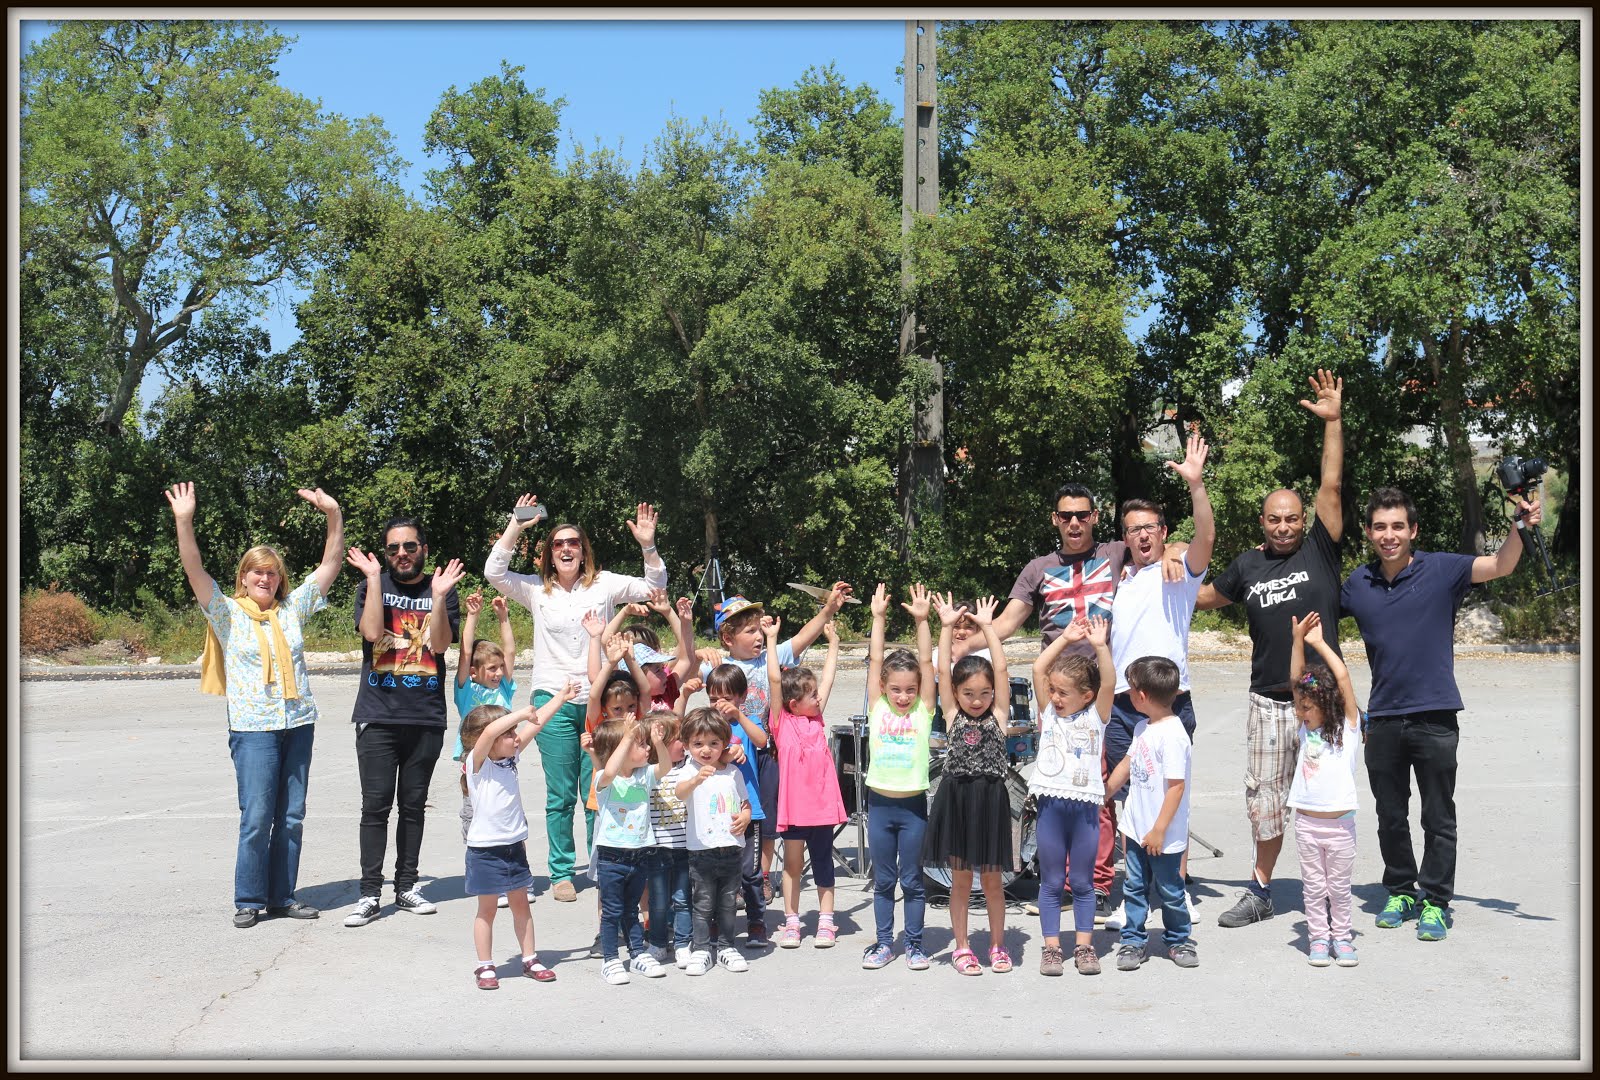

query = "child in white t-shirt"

[589,713,674,986]
[459,685,573,990]
[675,707,753,976]
[1104,655,1196,971]
[1287,612,1364,968]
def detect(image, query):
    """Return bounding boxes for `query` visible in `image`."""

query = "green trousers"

[532,692,595,885]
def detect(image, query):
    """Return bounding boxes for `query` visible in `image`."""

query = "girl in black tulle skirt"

[922,594,1015,975]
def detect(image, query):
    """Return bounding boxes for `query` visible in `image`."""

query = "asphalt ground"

[10,652,1590,1068]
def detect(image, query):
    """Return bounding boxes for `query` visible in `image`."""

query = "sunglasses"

[385,541,421,555]
[550,537,583,550]
[1053,509,1094,522]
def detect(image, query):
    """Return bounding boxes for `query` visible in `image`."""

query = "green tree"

[20,19,398,434]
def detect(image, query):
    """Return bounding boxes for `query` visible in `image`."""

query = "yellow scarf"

[199,594,300,701]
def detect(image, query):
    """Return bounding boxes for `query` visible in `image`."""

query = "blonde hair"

[233,545,290,604]
[459,704,511,793]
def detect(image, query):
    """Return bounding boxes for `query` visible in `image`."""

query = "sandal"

[952,947,982,976]
[475,963,499,990]
[523,957,557,983]
[989,945,1013,973]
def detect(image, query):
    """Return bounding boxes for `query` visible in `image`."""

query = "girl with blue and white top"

[166,481,344,931]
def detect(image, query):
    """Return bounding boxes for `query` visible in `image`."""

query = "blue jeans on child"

[645,846,693,952]
[1120,842,1191,950]
[594,845,649,962]
[867,790,927,950]
[228,725,315,911]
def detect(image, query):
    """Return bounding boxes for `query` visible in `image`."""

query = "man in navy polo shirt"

[1340,486,1541,943]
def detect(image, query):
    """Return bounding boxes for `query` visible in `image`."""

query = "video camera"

[1494,455,1548,496]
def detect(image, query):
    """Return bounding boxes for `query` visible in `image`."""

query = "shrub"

[20,587,98,654]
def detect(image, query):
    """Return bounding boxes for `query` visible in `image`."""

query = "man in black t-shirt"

[1197,369,1344,928]
[342,516,463,927]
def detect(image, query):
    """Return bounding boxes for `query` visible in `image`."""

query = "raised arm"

[972,595,1010,728]
[1292,612,1360,728]
[471,703,532,774]
[933,592,964,719]
[163,482,215,606]
[763,615,784,713]
[901,583,936,710]
[648,718,673,780]
[347,547,385,642]
[1166,432,1214,573]
[457,592,483,688]
[296,487,345,597]
[522,679,576,750]
[670,595,698,682]
[582,610,608,685]
[867,582,889,695]
[1299,369,1345,542]
[598,727,639,790]
[429,558,464,655]
[1084,615,1115,723]
[1032,618,1088,704]
[1472,496,1541,584]
[785,580,854,656]
[817,616,840,710]
[493,595,517,680]
[625,502,668,588]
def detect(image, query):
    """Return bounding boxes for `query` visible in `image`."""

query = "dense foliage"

[20,20,1580,633]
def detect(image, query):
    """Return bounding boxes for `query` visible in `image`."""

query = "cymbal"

[787,582,862,604]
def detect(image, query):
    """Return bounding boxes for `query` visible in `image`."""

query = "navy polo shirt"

[1340,550,1475,717]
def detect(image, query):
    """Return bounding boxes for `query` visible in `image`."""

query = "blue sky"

[19,16,908,394]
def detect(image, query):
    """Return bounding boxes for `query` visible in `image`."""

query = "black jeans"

[355,723,444,897]
[1364,711,1459,905]
[690,846,743,953]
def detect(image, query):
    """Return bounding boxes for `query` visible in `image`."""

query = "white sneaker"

[1186,890,1202,926]
[1102,901,1127,931]
[674,947,691,970]
[497,894,510,909]
[527,887,537,904]
[394,887,436,914]
[717,947,749,973]
[630,953,666,978]
[601,958,631,985]
[684,950,713,976]
[343,896,381,927]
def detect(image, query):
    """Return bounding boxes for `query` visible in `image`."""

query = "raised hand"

[164,482,197,522]
[650,719,667,744]
[581,611,605,638]
[711,697,741,721]
[824,580,854,614]
[972,595,998,626]
[627,502,659,549]
[603,633,628,664]
[645,587,672,616]
[296,486,340,516]
[821,617,839,644]
[554,677,579,701]
[346,547,382,578]
[760,614,781,641]
[463,591,484,615]
[870,582,890,618]
[579,731,594,752]
[680,676,704,696]
[1165,431,1209,488]
[1084,614,1109,648]
[900,582,932,622]
[509,493,540,530]
[675,595,695,622]
[491,595,508,620]
[1298,369,1343,423]
[934,591,964,625]
[432,558,466,598]
[623,602,651,619]
[1059,617,1089,646]
[1291,611,1323,645]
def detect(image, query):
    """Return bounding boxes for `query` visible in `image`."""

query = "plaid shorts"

[1244,692,1300,841]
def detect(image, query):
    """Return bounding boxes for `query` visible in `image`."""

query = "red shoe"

[523,957,557,983]
[475,963,499,990]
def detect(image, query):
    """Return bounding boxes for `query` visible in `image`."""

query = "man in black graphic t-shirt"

[343,516,462,927]
[1198,369,1345,928]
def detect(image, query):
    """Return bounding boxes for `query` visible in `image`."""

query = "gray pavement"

[12,653,1589,1066]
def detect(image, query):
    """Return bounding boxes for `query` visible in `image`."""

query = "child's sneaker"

[601,958,631,985]
[717,947,749,972]
[745,922,770,949]
[684,950,712,977]
[1073,944,1101,975]
[1168,942,1199,968]
[861,944,893,969]
[779,923,802,949]
[1308,939,1333,967]
[1115,944,1147,971]
[905,945,931,971]
[630,953,666,979]
[1038,945,1065,977]
[1333,939,1360,967]
[1102,901,1127,931]
[497,894,510,909]
[814,922,837,948]
[675,947,691,970]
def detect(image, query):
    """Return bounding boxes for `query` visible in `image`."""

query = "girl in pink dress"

[763,614,845,947]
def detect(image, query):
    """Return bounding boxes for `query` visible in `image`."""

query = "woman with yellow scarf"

[166,481,346,928]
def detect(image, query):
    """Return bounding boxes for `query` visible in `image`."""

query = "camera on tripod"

[1494,454,1548,496]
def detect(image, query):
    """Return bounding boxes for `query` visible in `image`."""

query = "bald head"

[1259,489,1307,555]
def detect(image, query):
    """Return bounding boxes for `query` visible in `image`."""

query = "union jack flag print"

[1040,557,1117,627]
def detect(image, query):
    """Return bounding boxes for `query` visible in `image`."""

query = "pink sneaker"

[814,922,837,948]
[779,923,802,949]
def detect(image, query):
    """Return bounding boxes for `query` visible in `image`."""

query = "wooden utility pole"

[899,18,943,547]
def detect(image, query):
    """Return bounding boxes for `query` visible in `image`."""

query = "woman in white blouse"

[484,494,666,902]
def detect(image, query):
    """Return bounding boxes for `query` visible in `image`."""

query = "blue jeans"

[867,791,927,950]
[1120,842,1191,949]
[594,846,648,961]
[645,847,693,951]
[228,725,315,910]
